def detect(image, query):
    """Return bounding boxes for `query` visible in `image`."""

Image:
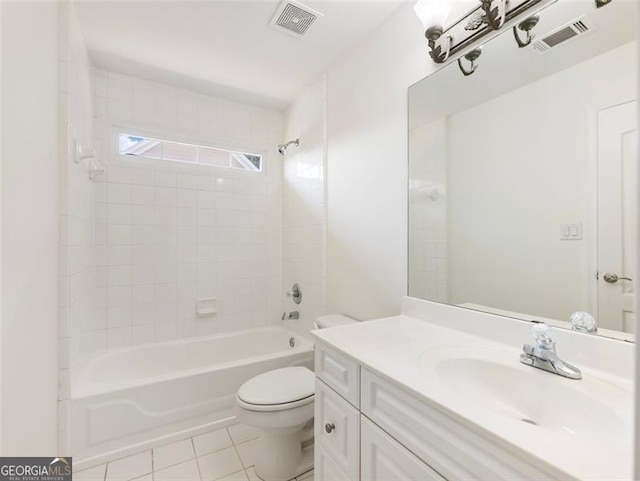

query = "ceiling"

[74,0,405,110]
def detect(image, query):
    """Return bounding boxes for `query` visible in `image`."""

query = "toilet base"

[254,438,314,481]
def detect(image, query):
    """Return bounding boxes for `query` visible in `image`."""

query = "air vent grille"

[532,16,597,54]
[574,20,589,33]
[270,1,322,38]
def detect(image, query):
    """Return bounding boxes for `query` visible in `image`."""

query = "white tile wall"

[83,68,283,355]
[408,118,449,302]
[58,0,95,452]
[282,77,327,331]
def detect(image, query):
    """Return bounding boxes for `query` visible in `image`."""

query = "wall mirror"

[408,0,638,340]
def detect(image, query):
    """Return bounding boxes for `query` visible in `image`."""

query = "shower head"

[277,138,300,155]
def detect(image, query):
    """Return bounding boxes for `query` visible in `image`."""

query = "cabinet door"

[315,378,360,481]
[361,416,446,481]
[361,369,559,480]
[315,445,351,481]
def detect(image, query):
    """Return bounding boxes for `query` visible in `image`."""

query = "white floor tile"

[297,469,314,480]
[216,470,249,481]
[153,438,195,471]
[235,438,259,468]
[74,464,106,481]
[154,459,200,481]
[193,428,233,456]
[227,424,260,444]
[245,467,260,481]
[106,451,152,481]
[131,475,152,481]
[198,446,243,481]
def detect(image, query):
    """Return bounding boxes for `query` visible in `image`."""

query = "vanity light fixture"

[457,48,482,76]
[513,15,540,47]
[480,0,507,30]
[594,0,613,8]
[414,0,453,63]
[414,0,556,75]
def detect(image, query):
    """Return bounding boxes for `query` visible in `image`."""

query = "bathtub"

[71,325,314,464]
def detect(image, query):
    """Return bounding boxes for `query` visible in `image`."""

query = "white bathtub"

[71,326,314,464]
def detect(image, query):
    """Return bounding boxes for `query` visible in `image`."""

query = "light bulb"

[413,0,453,31]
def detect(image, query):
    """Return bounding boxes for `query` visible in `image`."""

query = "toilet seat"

[237,366,315,412]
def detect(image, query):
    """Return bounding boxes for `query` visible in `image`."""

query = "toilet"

[236,314,356,481]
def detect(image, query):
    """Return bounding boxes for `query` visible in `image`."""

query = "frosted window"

[119,134,262,172]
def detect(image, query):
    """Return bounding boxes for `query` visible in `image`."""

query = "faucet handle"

[570,311,597,333]
[531,323,554,350]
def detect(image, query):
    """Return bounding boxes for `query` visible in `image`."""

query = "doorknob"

[603,272,633,283]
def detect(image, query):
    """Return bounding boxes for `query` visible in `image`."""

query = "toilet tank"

[314,314,358,329]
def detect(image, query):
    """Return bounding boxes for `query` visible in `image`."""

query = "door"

[597,100,638,332]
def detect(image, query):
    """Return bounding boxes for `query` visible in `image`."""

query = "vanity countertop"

[311,314,633,481]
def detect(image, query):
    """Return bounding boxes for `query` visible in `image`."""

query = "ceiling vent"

[270,0,322,38]
[531,16,598,54]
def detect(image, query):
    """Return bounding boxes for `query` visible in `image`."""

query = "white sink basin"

[419,347,631,440]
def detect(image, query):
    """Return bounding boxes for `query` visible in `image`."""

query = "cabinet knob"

[325,423,336,434]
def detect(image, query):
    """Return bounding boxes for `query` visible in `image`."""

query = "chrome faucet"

[520,323,582,380]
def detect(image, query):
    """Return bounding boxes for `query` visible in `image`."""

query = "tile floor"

[73,423,314,481]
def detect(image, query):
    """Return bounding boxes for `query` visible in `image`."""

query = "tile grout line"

[191,437,205,481]
[150,438,201,478]
[227,427,250,481]
[80,426,263,481]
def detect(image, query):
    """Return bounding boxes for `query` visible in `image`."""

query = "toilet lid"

[237,366,315,406]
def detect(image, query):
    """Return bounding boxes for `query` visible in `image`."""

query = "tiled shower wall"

[58,0,95,451]
[282,77,327,331]
[75,69,284,355]
[408,118,449,303]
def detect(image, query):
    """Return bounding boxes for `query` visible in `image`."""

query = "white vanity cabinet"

[315,378,360,480]
[360,417,445,481]
[314,344,360,481]
[314,344,448,481]
[314,343,560,481]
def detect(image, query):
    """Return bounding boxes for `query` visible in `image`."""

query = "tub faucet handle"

[286,283,302,305]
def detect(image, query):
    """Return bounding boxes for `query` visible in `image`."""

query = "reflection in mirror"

[408,0,638,340]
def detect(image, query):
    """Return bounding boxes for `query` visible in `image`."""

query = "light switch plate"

[561,223,583,240]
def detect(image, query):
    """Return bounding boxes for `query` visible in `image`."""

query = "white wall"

[0,0,3,454]
[58,0,95,452]
[82,70,283,355]
[1,1,59,455]
[635,75,640,480]
[325,4,434,320]
[282,76,327,333]
[446,41,637,322]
